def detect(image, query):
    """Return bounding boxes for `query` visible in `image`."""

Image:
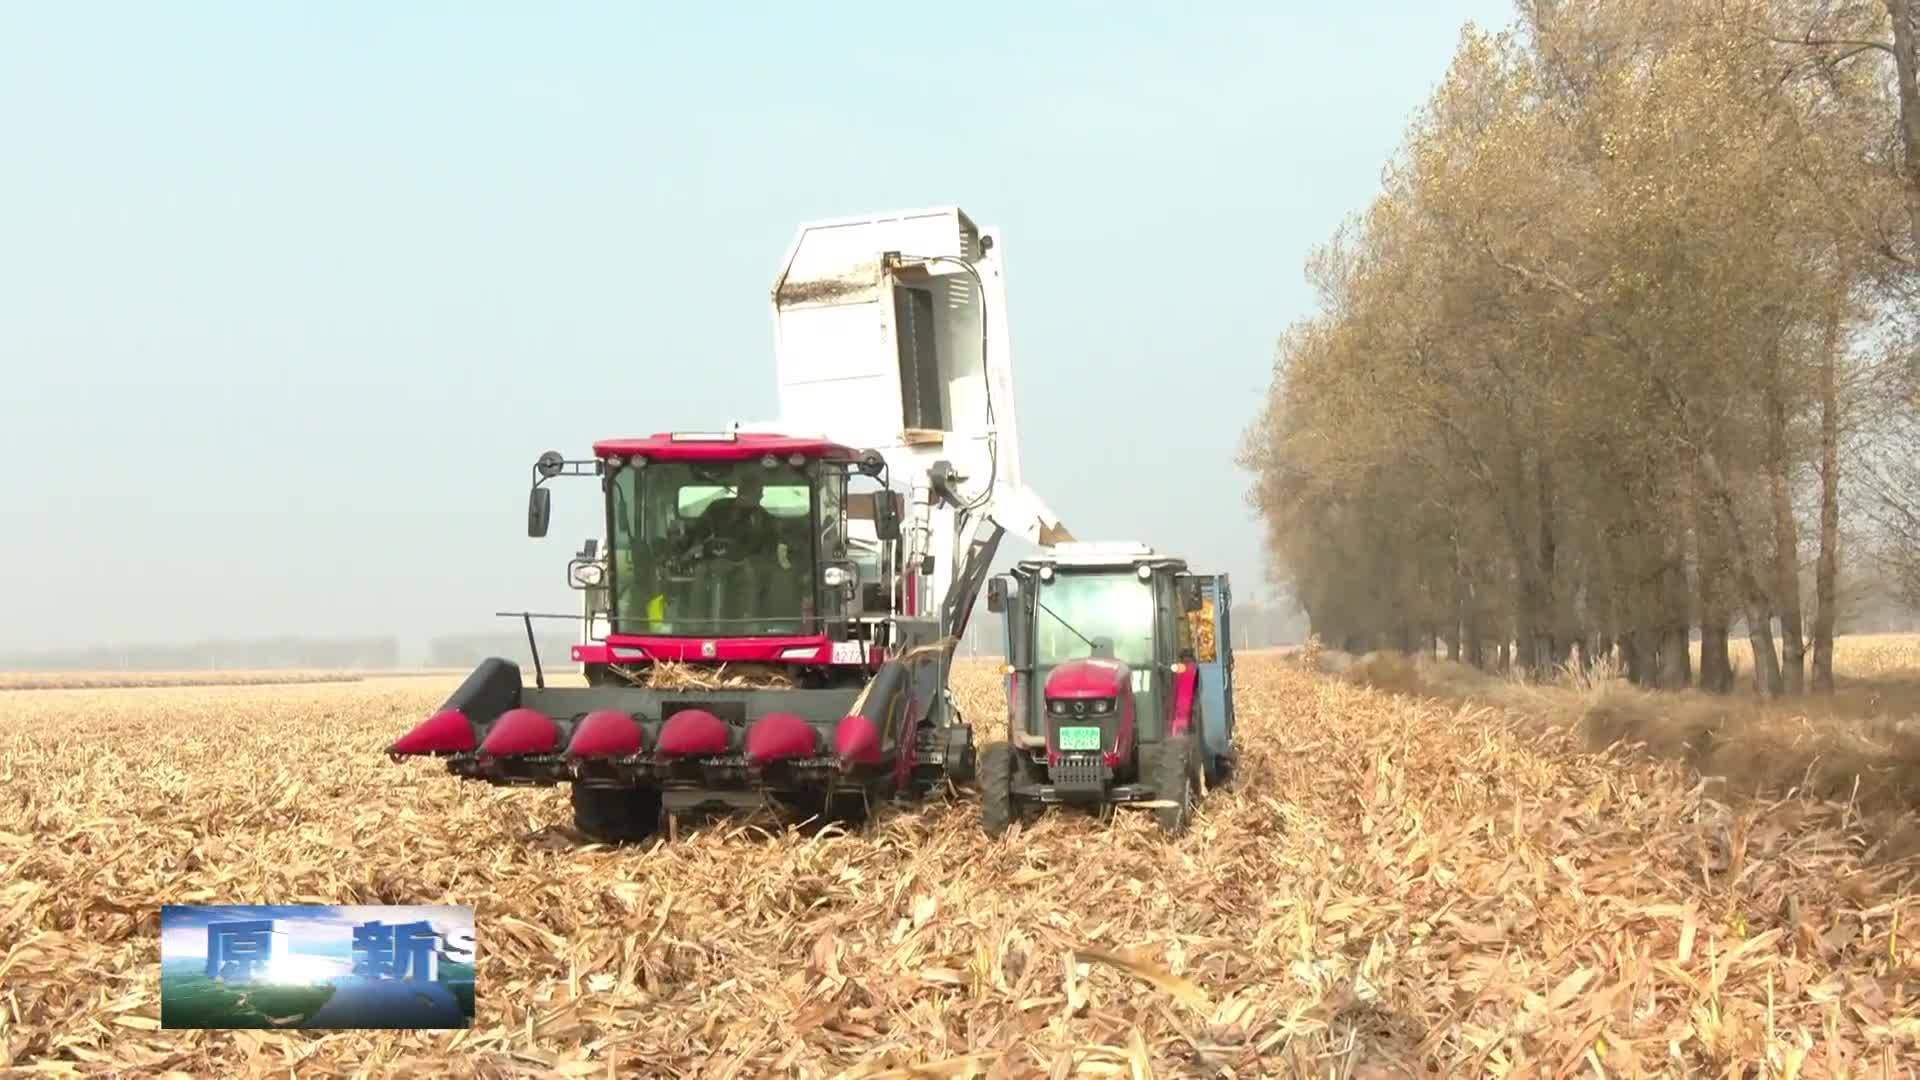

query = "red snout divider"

[389,709,475,755]
[746,712,817,764]
[567,709,643,758]
[478,707,558,756]
[832,713,882,766]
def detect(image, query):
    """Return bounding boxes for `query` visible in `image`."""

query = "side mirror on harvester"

[873,492,901,542]
[528,487,552,538]
[986,575,1008,614]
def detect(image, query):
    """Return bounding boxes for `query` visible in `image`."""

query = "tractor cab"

[982,541,1236,835]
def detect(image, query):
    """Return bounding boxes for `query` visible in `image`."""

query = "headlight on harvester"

[570,562,605,588]
[1090,698,1114,714]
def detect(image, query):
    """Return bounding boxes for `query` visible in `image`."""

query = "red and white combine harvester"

[387,207,1072,842]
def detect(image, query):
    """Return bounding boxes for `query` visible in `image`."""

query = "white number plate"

[831,640,866,664]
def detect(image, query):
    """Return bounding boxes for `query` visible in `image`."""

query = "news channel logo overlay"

[159,904,475,1029]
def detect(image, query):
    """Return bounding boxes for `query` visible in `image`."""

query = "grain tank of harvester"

[386,207,1072,842]
[977,542,1237,836]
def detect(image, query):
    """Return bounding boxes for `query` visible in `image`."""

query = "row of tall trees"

[1241,0,1920,697]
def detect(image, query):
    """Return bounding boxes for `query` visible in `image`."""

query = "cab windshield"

[1034,569,1156,669]
[606,459,824,636]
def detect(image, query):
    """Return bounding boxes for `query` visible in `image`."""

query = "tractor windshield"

[1034,569,1155,669]
[605,458,831,637]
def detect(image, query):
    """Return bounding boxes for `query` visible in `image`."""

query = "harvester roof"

[591,432,860,464]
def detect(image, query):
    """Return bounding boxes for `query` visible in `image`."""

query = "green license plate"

[1057,726,1102,751]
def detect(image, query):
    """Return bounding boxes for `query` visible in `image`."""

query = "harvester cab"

[387,206,1074,845]
[536,433,907,675]
[977,542,1236,837]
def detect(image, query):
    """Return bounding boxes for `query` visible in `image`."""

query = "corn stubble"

[3,658,1918,1077]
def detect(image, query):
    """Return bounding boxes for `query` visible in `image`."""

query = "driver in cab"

[696,472,781,563]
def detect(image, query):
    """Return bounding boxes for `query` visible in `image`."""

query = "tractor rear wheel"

[1149,734,1201,836]
[980,740,1016,837]
[571,784,663,844]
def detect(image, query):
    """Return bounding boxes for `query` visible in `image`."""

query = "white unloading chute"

[736,206,1071,632]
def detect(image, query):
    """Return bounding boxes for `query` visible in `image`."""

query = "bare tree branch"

[1762,30,1895,57]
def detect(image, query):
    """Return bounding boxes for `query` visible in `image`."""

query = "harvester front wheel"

[571,784,663,844]
[980,740,1016,837]
[780,791,871,832]
[1150,734,1201,836]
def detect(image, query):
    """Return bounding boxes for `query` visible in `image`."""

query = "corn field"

[2,652,1918,1076]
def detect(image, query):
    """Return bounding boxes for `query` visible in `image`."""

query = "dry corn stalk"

[846,636,957,717]
[610,661,797,690]
[1186,600,1217,662]
[1301,633,1324,670]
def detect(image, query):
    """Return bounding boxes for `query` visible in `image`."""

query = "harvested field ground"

[3,661,1920,1076]
[1331,635,1920,831]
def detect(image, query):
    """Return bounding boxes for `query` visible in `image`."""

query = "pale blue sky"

[0,2,1515,651]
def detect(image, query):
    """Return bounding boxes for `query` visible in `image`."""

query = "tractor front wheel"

[1208,752,1235,788]
[980,740,1016,837]
[1150,734,1201,836]
[571,783,663,844]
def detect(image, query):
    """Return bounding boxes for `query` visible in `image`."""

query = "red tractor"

[976,542,1236,836]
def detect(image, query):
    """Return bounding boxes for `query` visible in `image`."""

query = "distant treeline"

[0,607,1320,673]
[0,635,403,672]
[425,632,580,670]
[0,631,591,673]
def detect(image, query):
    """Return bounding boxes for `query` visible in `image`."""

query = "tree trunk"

[1659,521,1693,689]
[1635,524,1669,688]
[1536,452,1559,675]
[1449,542,1469,665]
[1813,309,1842,693]
[1512,586,1538,680]
[1659,625,1692,689]
[1886,0,1920,257]
[1767,371,1807,695]
[1604,526,1651,686]
[1700,623,1730,690]
[1691,464,1735,693]
[1492,442,1550,681]
[1696,444,1784,700]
